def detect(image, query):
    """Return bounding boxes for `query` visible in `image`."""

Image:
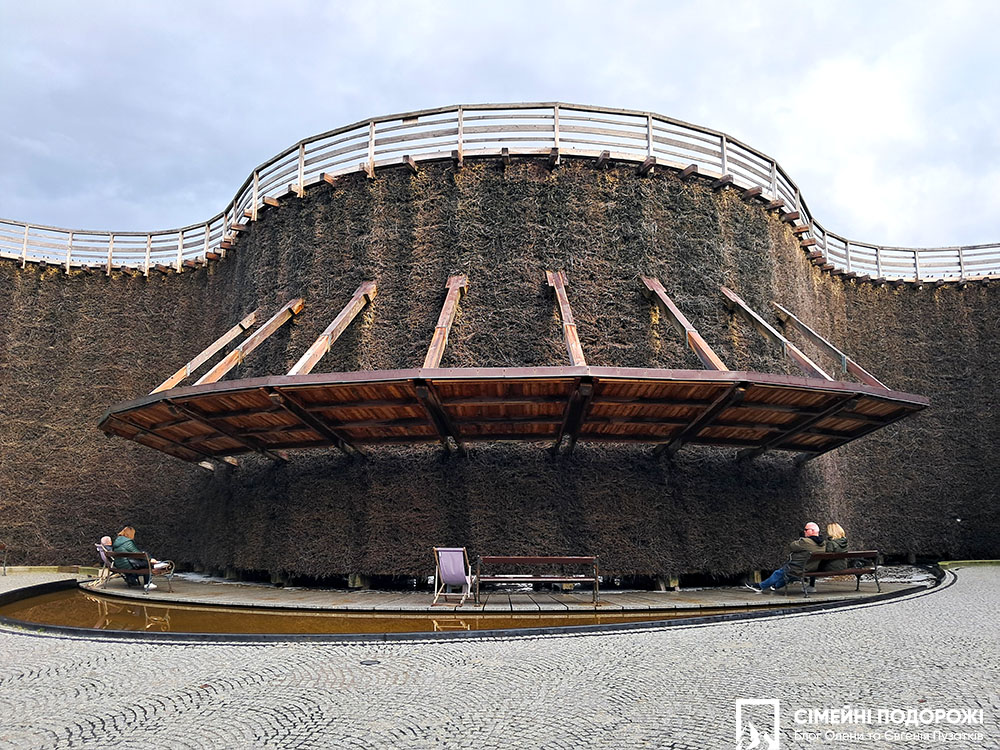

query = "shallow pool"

[0,588,758,635]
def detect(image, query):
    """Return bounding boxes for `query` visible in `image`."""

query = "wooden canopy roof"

[98,274,929,466]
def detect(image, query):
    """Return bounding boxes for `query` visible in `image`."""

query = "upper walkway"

[2,102,998,282]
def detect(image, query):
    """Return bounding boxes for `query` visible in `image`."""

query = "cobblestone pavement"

[0,568,997,749]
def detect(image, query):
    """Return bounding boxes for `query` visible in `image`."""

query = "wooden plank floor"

[83,575,917,613]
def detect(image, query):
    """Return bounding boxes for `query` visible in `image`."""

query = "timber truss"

[99,274,928,468]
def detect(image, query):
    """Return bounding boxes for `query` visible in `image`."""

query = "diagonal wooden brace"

[423,275,468,369]
[546,270,587,367]
[197,298,304,385]
[152,309,259,393]
[289,282,377,375]
[641,276,728,370]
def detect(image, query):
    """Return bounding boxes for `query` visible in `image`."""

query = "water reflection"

[0,588,744,635]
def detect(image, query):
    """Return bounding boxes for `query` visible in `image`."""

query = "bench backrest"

[809,550,878,560]
[106,550,152,568]
[479,556,596,566]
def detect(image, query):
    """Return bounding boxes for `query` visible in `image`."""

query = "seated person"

[99,535,113,548]
[111,526,163,590]
[820,522,849,570]
[745,522,823,592]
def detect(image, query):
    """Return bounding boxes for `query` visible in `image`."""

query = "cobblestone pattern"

[0,569,997,749]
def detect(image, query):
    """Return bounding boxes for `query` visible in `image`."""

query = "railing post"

[106,234,114,275]
[958,246,966,279]
[252,171,259,221]
[795,188,802,215]
[770,161,778,199]
[366,121,376,179]
[845,240,852,274]
[65,231,73,272]
[21,224,28,268]
[876,246,883,279]
[646,113,654,157]
[720,134,728,174]
[297,144,306,197]
[144,235,152,276]
[221,210,228,258]
[176,229,184,271]
[553,104,560,158]
[204,222,211,260]
[457,106,464,159]
[913,251,920,282]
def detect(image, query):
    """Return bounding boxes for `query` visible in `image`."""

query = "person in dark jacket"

[745,522,823,592]
[112,526,159,590]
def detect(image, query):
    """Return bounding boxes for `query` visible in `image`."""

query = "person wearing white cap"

[744,522,824,593]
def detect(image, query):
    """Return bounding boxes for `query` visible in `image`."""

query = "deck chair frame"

[432,547,472,606]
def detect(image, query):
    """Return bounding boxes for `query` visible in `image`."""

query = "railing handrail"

[2,102,997,282]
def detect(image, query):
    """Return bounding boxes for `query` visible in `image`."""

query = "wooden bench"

[105,550,175,593]
[785,550,880,597]
[474,555,600,605]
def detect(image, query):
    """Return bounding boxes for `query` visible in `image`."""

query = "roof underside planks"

[99,367,928,464]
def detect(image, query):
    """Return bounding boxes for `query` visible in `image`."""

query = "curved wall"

[0,158,996,579]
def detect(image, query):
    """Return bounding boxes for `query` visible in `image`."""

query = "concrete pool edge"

[0,572,948,644]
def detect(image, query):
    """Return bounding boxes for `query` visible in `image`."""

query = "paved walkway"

[0,567,997,749]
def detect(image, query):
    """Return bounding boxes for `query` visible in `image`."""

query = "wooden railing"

[2,102,997,281]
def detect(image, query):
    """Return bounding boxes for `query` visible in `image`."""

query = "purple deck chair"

[95,543,121,588]
[433,547,472,606]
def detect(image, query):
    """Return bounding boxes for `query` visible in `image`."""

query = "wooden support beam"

[230,223,248,233]
[152,309,259,393]
[739,395,859,460]
[596,150,610,169]
[264,388,359,457]
[165,399,287,462]
[800,238,818,248]
[720,286,833,380]
[765,199,784,211]
[550,379,594,455]
[792,225,810,235]
[196,298,304,385]
[638,156,656,176]
[772,302,889,389]
[780,211,800,224]
[105,413,214,463]
[547,147,560,169]
[263,196,280,207]
[155,264,173,274]
[545,270,587,367]
[679,164,698,180]
[654,383,748,457]
[423,275,468,369]
[711,174,733,191]
[289,281,377,375]
[502,147,510,166]
[403,155,418,175]
[741,186,763,201]
[414,380,466,455]
[205,251,221,261]
[640,276,728,370]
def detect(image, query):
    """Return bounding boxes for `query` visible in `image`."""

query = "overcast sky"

[1,0,997,248]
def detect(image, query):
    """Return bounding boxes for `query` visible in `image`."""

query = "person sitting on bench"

[112,526,164,590]
[745,522,823,593]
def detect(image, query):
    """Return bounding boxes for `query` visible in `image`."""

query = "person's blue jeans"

[759,566,788,590]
